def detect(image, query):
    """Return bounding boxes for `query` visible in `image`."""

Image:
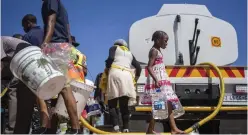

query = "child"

[145,31,185,134]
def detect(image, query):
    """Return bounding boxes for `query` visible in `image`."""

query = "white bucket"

[10,46,66,100]
[54,79,95,118]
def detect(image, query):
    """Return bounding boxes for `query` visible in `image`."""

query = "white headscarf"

[114,39,128,47]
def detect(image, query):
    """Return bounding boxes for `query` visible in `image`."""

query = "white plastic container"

[10,46,66,100]
[151,88,168,120]
[54,79,95,118]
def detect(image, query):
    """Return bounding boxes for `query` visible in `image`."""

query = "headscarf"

[114,39,129,51]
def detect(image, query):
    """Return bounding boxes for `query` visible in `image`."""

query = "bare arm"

[105,46,117,69]
[147,49,159,82]
[43,13,56,44]
[131,55,141,81]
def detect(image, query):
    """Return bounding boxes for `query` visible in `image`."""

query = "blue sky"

[1,0,247,80]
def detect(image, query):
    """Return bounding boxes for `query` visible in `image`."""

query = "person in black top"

[41,0,72,44]
[40,0,80,134]
[21,14,50,134]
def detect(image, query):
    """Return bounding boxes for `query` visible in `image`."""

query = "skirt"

[106,68,136,106]
[141,81,185,118]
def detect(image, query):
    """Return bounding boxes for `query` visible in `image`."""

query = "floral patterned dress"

[141,47,185,118]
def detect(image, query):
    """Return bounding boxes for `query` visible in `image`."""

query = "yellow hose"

[0,87,8,98]
[184,62,225,134]
[135,106,248,112]
[80,117,171,135]
[80,62,225,134]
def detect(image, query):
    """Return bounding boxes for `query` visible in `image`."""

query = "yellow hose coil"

[80,62,225,134]
[135,106,248,112]
[184,62,225,134]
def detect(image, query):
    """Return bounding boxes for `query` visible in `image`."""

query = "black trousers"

[1,80,9,133]
[11,43,37,133]
[14,81,36,133]
[108,96,130,129]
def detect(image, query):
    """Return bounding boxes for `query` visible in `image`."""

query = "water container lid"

[85,79,94,86]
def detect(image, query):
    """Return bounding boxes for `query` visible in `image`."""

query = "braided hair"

[151,30,167,42]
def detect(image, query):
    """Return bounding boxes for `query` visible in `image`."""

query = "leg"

[146,116,156,134]
[1,80,9,133]
[89,115,96,134]
[60,86,80,129]
[1,108,6,134]
[108,98,120,132]
[4,77,18,133]
[37,98,50,128]
[14,81,36,134]
[168,101,184,134]
[32,98,50,134]
[8,88,17,129]
[5,82,17,134]
[46,115,59,134]
[47,98,59,134]
[118,96,130,132]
